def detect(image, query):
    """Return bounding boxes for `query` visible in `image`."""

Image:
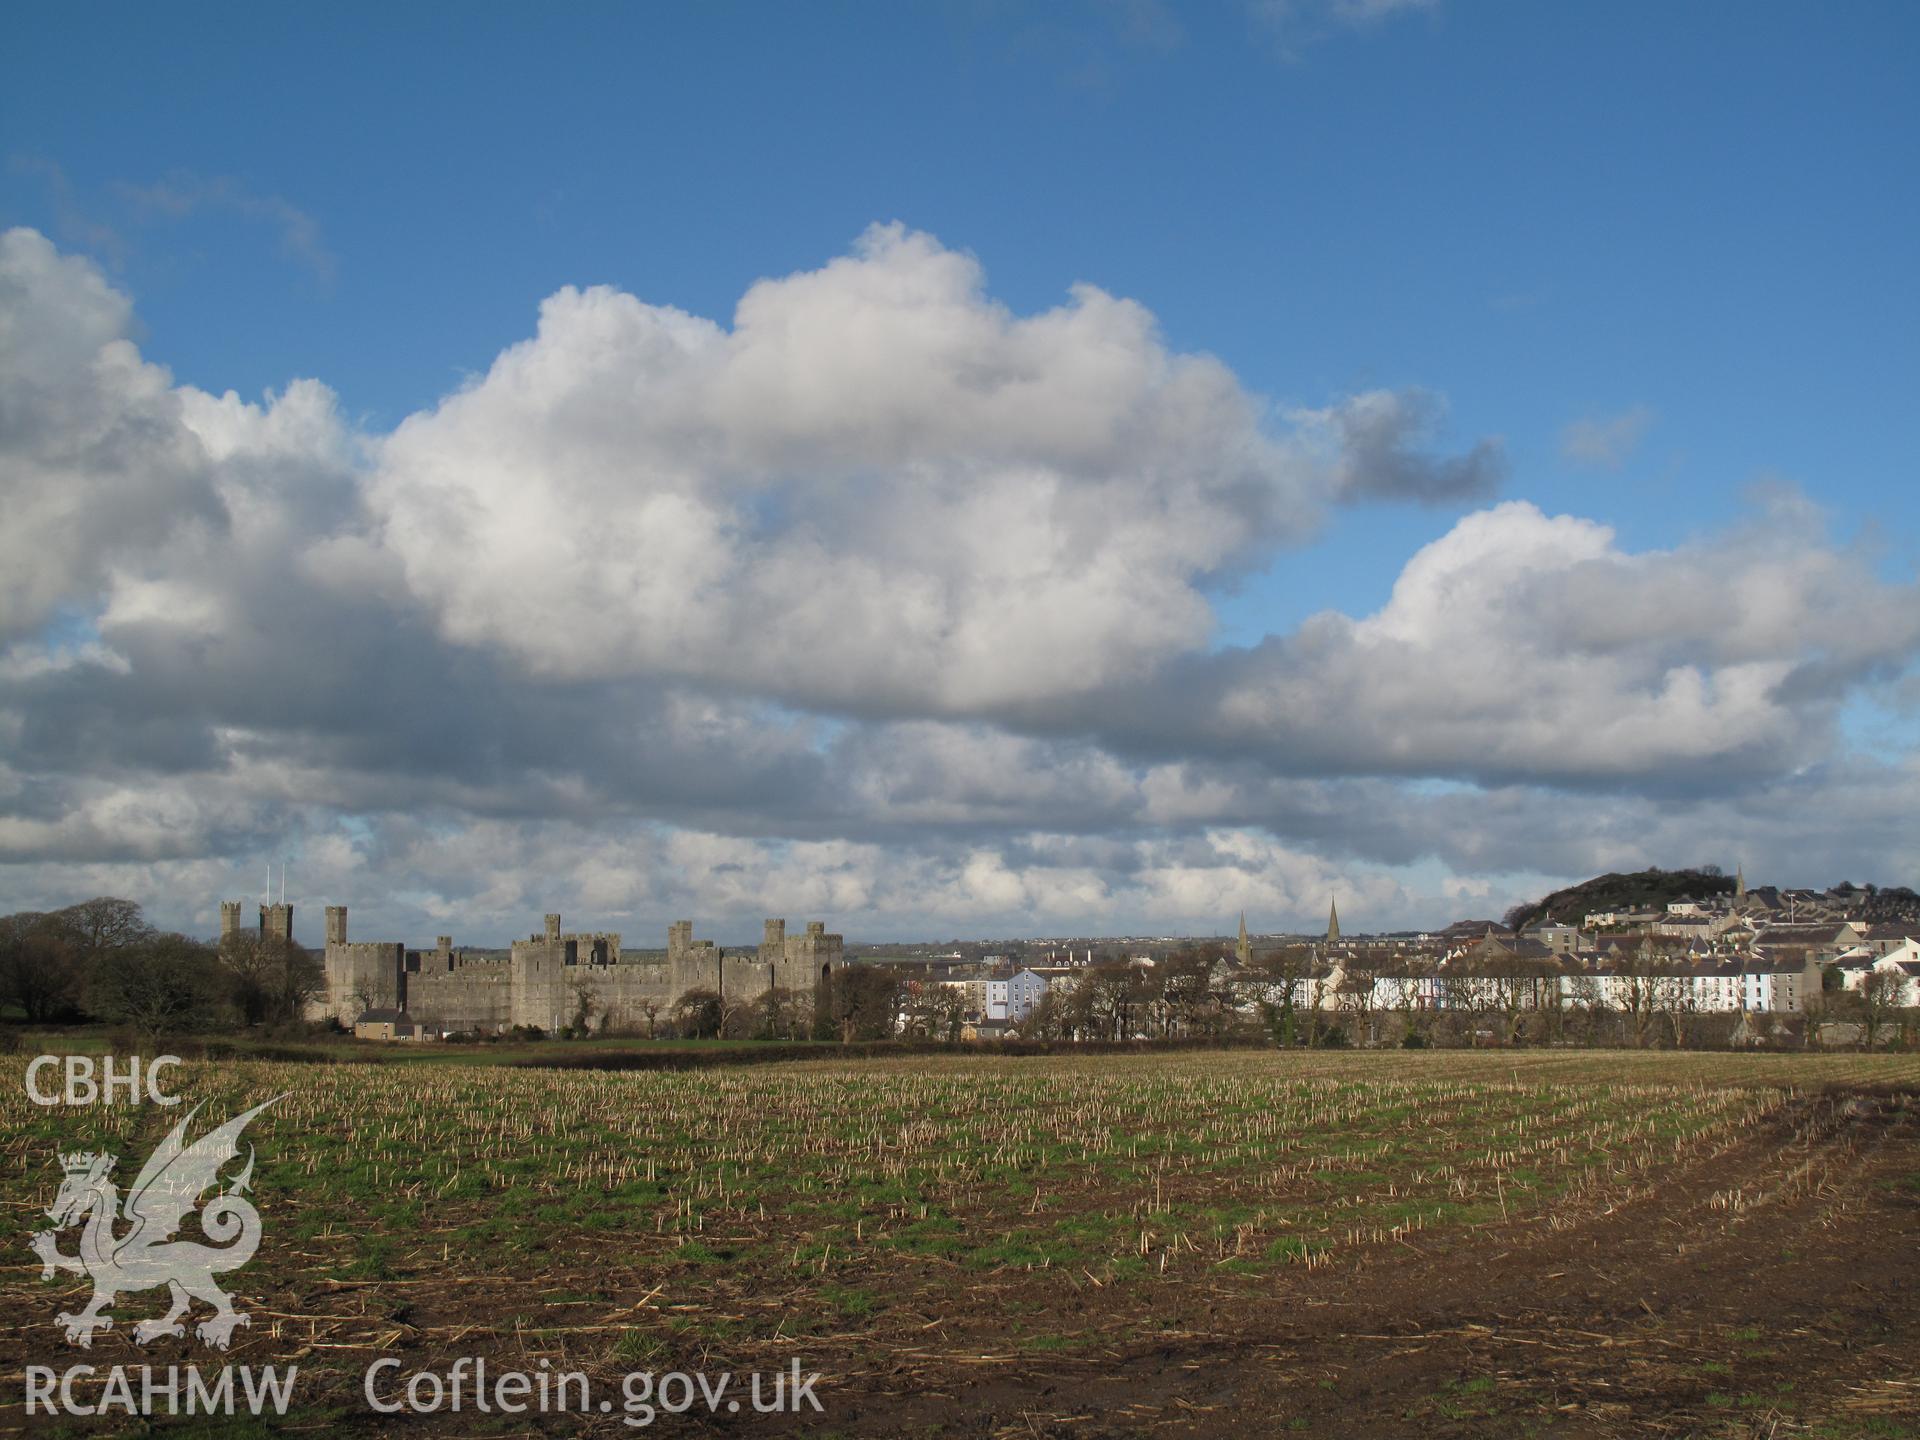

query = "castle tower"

[545,913,562,945]
[772,920,841,995]
[1236,910,1250,967]
[325,905,348,946]
[1326,897,1340,944]
[260,903,294,944]
[436,935,453,955]
[219,900,243,941]
[762,918,786,964]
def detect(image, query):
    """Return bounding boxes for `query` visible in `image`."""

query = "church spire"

[1326,896,1340,943]
[1735,863,1745,898]
[1236,910,1250,966]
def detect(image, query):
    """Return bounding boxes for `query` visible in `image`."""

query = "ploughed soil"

[828,1087,1920,1439]
[4,1086,1915,1438]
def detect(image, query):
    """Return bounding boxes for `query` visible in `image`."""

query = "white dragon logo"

[29,1096,284,1351]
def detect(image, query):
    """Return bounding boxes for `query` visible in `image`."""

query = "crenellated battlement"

[278,902,839,1036]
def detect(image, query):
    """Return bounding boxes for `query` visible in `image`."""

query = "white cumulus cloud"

[0,229,225,636]
[366,223,1329,711]
[1183,497,1920,784]
[364,225,1500,716]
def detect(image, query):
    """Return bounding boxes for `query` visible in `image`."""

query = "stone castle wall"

[283,905,843,1034]
[504,953,673,1033]
[406,960,513,1032]
[668,918,842,1005]
[313,940,407,1024]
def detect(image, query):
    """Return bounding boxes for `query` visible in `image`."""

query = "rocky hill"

[1502,867,1737,933]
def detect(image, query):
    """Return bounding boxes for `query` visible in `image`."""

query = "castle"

[218,902,843,1034]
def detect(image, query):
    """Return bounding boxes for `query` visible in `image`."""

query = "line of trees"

[1016,946,1251,1042]
[0,897,322,1039]
[1000,944,1915,1051]
[1015,945,1355,1045]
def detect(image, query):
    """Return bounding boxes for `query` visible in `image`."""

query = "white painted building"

[1836,941,1920,1005]
[951,968,1054,1023]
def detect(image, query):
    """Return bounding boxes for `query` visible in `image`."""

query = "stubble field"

[3,1049,1916,1437]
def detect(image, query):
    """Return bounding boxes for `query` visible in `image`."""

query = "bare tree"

[1249,945,1312,1047]
[672,987,723,1038]
[0,911,86,1023]
[1562,972,1610,1044]
[567,971,601,1037]
[96,934,221,1041]
[221,931,279,1024]
[1859,965,1909,1050]
[1303,954,1349,1046]
[897,980,936,1039]
[823,964,904,1042]
[758,985,811,1040]
[1160,946,1223,1038]
[1652,972,1698,1049]
[931,984,968,1041]
[219,931,324,1027]
[1430,963,1501,1045]
[1612,954,1662,1050]
[1501,956,1564,1045]
[1380,971,1434,1045]
[715,984,755,1040]
[1336,951,1392,1045]
[900,981,967,1041]
[1072,962,1154,1041]
[58,897,154,963]
[1014,989,1068,1040]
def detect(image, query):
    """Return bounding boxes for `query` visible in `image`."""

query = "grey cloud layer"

[2,224,1915,938]
[1310,388,1507,504]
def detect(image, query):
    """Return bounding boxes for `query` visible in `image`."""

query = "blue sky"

[12,3,1914,544]
[2,3,1917,942]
